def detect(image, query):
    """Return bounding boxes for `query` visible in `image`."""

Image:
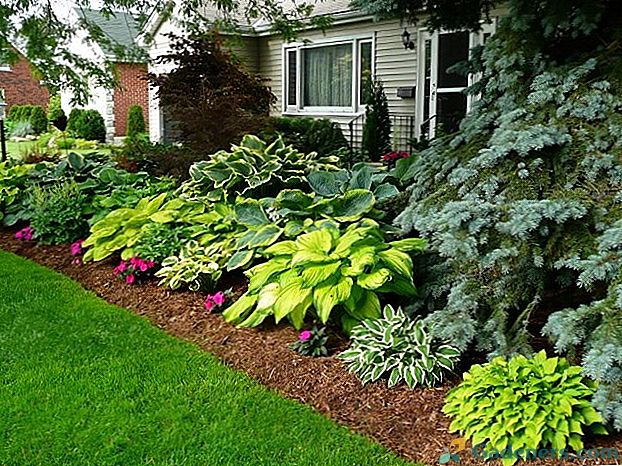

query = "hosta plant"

[83,195,222,262]
[180,135,339,202]
[155,241,229,291]
[223,220,426,331]
[443,351,608,465]
[0,162,33,222]
[339,305,460,388]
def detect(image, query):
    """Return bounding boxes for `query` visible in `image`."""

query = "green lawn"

[5,140,110,160]
[0,251,410,466]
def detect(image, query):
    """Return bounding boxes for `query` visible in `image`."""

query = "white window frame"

[415,20,497,139]
[282,34,375,116]
[0,64,10,72]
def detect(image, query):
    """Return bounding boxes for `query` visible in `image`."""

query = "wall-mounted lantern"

[402,28,415,50]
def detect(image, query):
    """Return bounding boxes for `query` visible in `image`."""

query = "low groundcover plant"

[443,350,608,465]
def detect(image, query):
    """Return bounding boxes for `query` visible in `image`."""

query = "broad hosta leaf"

[307,170,349,196]
[300,261,341,287]
[223,294,259,323]
[246,225,283,248]
[378,248,413,278]
[264,240,297,256]
[313,277,352,323]
[389,237,427,253]
[357,267,392,290]
[225,249,254,271]
[273,279,311,323]
[235,200,270,226]
[330,189,375,222]
[295,228,333,254]
[373,183,400,200]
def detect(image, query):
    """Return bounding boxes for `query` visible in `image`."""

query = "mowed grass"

[5,140,111,160]
[0,251,411,466]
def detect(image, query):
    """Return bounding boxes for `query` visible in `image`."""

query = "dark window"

[359,41,372,103]
[437,31,469,88]
[287,50,297,106]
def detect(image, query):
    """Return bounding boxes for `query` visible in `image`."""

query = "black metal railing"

[346,113,419,156]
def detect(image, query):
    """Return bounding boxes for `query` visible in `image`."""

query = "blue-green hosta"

[339,305,460,388]
[443,351,608,465]
[223,220,426,331]
[180,135,339,202]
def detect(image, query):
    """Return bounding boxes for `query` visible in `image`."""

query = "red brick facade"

[0,54,49,111]
[113,63,149,136]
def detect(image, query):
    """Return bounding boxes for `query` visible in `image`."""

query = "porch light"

[402,28,415,50]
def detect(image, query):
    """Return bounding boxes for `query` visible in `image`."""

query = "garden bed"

[3,229,621,465]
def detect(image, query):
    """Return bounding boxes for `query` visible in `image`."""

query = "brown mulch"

[1,229,621,466]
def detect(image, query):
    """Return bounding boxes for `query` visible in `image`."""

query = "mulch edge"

[2,230,620,466]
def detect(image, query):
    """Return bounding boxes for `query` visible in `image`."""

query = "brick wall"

[113,63,149,136]
[0,54,49,111]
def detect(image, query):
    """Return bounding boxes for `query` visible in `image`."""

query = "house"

[60,8,149,142]
[0,52,49,111]
[142,1,502,149]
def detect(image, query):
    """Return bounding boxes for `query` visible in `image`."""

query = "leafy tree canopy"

[0,0,330,104]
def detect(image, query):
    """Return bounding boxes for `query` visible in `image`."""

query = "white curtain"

[303,44,353,107]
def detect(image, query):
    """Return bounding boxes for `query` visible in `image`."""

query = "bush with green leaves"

[47,95,65,123]
[29,105,48,135]
[362,78,391,162]
[30,181,90,244]
[126,105,146,138]
[82,194,208,262]
[0,162,33,222]
[69,109,106,142]
[8,120,34,138]
[180,135,339,202]
[133,223,191,264]
[223,220,426,331]
[444,351,607,464]
[260,116,349,158]
[225,186,381,271]
[340,305,460,388]
[391,2,622,429]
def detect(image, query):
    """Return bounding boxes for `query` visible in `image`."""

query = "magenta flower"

[113,261,128,276]
[15,226,34,241]
[204,298,215,311]
[72,258,82,266]
[212,291,226,306]
[70,240,84,256]
[299,330,312,341]
[125,274,135,284]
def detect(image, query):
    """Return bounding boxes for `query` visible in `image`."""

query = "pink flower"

[113,261,128,276]
[70,240,84,256]
[212,291,226,306]
[72,258,82,266]
[130,257,142,268]
[125,274,135,284]
[15,231,23,239]
[299,330,312,341]
[204,298,215,311]
[146,260,155,269]
[138,262,149,272]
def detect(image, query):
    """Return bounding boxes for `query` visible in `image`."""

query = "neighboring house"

[61,8,149,142]
[0,52,49,112]
[142,1,501,149]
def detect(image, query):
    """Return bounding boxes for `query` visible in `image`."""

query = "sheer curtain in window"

[303,44,353,107]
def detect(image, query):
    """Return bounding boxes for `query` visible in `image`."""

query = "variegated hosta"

[180,135,339,202]
[222,220,426,331]
[339,305,460,388]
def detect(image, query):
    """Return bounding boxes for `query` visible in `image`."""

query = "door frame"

[415,21,497,140]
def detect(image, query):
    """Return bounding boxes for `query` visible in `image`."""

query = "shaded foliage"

[148,33,276,153]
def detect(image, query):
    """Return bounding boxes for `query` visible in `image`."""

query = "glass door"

[418,24,495,139]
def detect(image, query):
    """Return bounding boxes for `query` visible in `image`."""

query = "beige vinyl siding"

[259,18,418,118]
